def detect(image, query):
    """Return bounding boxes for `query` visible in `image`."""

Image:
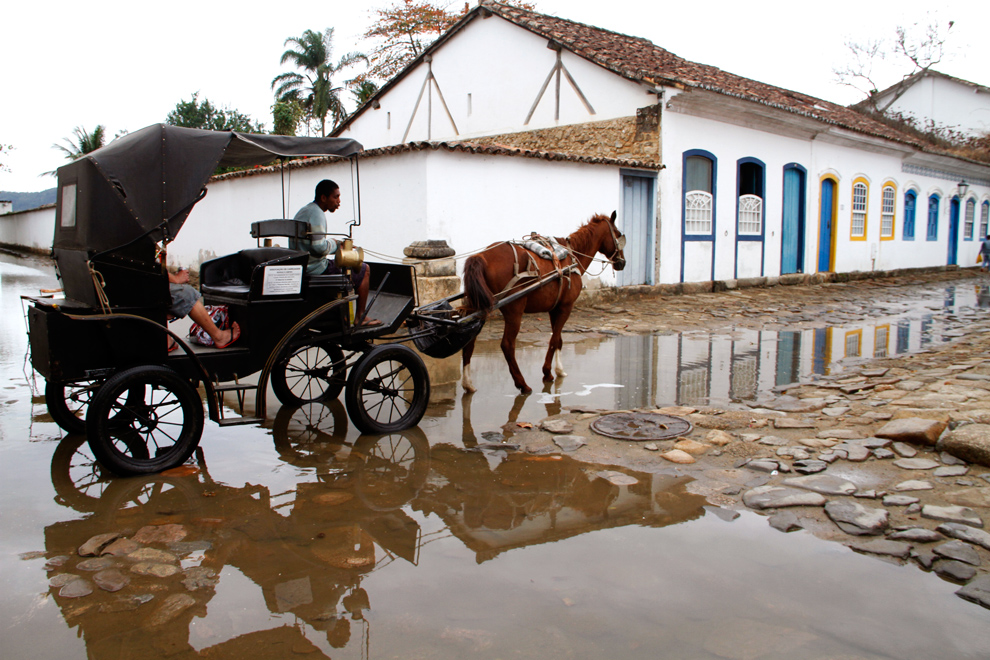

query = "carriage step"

[217,417,264,426]
[214,383,257,392]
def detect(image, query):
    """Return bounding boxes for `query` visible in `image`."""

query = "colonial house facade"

[333,1,990,286]
[863,70,990,138]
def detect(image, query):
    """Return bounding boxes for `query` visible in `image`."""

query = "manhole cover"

[591,412,693,442]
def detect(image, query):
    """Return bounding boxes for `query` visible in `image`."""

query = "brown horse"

[461,212,626,393]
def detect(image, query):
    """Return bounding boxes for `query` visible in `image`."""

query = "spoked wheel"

[50,434,113,512]
[272,341,348,406]
[352,427,431,511]
[46,380,103,434]
[86,365,204,476]
[345,344,430,434]
[272,399,350,467]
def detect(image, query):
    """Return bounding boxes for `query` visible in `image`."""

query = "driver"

[291,179,380,327]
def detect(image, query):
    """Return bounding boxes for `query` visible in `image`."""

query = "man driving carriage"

[291,179,380,327]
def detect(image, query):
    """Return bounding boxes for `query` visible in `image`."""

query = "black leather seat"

[200,248,308,302]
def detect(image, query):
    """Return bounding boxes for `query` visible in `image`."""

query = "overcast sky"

[2,0,987,193]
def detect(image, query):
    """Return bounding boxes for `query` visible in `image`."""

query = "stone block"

[415,275,461,306]
[875,417,947,446]
[405,257,457,277]
[938,424,990,467]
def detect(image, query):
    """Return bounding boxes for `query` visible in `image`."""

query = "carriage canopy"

[53,123,362,256]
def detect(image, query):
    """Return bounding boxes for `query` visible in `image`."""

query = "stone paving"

[474,269,990,610]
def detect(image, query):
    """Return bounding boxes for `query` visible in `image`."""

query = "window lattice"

[678,367,709,405]
[851,182,867,237]
[874,326,889,358]
[981,203,989,240]
[881,185,895,237]
[965,199,976,240]
[685,191,713,234]
[845,332,861,358]
[737,194,762,235]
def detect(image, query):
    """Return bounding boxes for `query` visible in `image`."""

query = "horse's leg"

[461,337,477,393]
[542,302,575,382]
[499,303,531,393]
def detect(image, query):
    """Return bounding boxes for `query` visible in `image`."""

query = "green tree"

[271,99,306,136]
[53,125,106,162]
[352,79,380,107]
[0,143,12,173]
[166,92,264,132]
[271,28,369,136]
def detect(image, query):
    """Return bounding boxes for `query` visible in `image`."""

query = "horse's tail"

[463,255,495,318]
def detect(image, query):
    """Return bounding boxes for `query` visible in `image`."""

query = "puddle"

[2,251,989,659]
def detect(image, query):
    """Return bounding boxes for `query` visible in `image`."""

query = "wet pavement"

[3,250,990,659]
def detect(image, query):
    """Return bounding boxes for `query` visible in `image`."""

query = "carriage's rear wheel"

[86,365,203,476]
[46,380,103,434]
[272,342,348,406]
[345,344,430,434]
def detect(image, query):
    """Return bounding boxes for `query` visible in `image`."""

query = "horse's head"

[598,211,626,271]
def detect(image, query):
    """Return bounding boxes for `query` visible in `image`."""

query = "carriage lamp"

[335,238,365,270]
[958,179,969,197]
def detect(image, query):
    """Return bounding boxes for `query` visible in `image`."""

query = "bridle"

[604,219,626,267]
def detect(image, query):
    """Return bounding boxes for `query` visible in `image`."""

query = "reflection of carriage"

[28,124,439,476]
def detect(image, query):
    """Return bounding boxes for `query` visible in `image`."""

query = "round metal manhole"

[591,412,693,442]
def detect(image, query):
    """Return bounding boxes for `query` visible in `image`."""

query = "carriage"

[27,124,453,476]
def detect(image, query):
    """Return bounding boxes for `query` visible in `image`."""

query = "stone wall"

[470,106,660,163]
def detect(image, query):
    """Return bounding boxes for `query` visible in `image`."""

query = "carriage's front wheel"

[86,365,204,476]
[272,342,348,406]
[345,344,430,434]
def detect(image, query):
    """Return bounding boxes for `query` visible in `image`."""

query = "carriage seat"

[200,248,308,302]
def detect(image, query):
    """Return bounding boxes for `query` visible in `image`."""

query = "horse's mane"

[562,214,611,246]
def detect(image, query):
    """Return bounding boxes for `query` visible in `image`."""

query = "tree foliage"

[272,99,306,136]
[352,79,380,107]
[834,16,954,115]
[271,28,369,136]
[53,125,106,162]
[166,92,263,132]
[0,143,12,173]
[363,1,536,81]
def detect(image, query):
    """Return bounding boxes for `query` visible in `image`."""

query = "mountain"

[0,189,57,212]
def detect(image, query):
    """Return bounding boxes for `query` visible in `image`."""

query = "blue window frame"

[902,190,916,240]
[926,194,940,241]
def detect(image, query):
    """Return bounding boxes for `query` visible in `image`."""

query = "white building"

[864,70,990,138]
[334,1,990,284]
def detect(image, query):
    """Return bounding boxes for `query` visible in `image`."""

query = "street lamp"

[958,179,969,197]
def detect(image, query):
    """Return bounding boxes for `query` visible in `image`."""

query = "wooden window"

[981,201,990,240]
[736,160,764,235]
[851,181,868,238]
[903,190,916,240]
[880,184,895,239]
[845,330,862,358]
[684,155,714,234]
[964,198,976,240]
[927,195,940,241]
[737,195,762,234]
[874,325,889,358]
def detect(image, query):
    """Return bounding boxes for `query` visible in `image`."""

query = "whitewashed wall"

[0,205,54,253]
[337,14,651,148]
[887,75,990,138]
[660,109,990,283]
[169,150,624,286]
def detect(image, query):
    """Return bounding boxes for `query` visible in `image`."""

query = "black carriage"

[27,124,434,476]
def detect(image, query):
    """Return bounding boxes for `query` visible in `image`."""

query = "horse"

[460,211,626,394]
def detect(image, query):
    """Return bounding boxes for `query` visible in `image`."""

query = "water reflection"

[43,413,708,659]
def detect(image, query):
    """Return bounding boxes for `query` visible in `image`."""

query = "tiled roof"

[212,141,657,183]
[478,1,927,149]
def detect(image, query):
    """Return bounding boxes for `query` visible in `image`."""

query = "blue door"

[817,179,835,272]
[781,167,805,274]
[948,197,960,265]
[618,173,655,285]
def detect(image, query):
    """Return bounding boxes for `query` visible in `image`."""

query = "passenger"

[291,179,381,326]
[980,233,990,273]
[167,268,240,351]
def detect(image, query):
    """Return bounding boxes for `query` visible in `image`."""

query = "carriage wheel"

[352,427,431,511]
[272,342,348,406]
[272,400,350,467]
[345,344,430,435]
[86,365,204,476]
[46,379,103,434]
[46,379,144,435]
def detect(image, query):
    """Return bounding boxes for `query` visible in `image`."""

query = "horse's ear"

[610,210,617,223]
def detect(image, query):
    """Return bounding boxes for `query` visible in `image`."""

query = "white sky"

[2,0,987,193]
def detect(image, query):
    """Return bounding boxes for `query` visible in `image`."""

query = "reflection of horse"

[461,212,626,393]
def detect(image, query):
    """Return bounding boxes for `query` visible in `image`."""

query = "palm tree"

[271,28,369,136]
[352,80,380,107]
[53,125,106,161]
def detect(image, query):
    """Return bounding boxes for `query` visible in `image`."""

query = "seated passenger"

[167,268,240,350]
[291,179,380,327]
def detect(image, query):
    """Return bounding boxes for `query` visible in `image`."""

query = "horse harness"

[501,234,580,310]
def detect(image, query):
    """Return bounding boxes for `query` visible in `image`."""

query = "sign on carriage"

[262,265,303,296]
